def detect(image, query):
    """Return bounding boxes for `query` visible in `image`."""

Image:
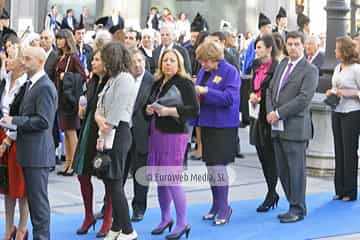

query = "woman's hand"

[326,89,337,96]
[195,85,208,95]
[249,92,260,104]
[78,105,86,119]
[146,105,155,116]
[60,72,65,80]
[95,113,111,134]
[152,105,169,117]
[96,137,104,152]
[336,89,358,98]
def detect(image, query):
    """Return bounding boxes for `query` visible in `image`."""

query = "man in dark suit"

[123,49,154,222]
[273,7,288,41]
[152,25,192,74]
[2,46,57,239]
[40,30,58,83]
[61,9,77,31]
[74,21,93,75]
[305,35,325,74]
[266,31,318,223]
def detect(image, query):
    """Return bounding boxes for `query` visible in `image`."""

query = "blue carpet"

[1,192,360,240]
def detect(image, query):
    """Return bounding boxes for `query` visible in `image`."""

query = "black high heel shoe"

[63,169,75,176]
[165,225,191,240]
[151,220,173,235]
[256,193,279,212]
[76,219,97,235]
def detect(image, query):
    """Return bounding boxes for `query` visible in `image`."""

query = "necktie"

[307,55,312,63]
[276,63,293,100]
[24,80,32,97]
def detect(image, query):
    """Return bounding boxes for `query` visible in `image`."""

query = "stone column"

[307,94,335,176]
[317,0,350,92]
[351,0,360,35]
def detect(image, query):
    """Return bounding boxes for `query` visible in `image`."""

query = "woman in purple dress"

[146,49,199,240]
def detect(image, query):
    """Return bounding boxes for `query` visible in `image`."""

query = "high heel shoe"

[151,220,174,235]
[3,226,16,240]
[76,218,96,235]
[202,213,216,220]
[57,165,69,175]
[117,231,138,240]
[165,225,191,240]
[15,229,28,240]
[213,207,232,226]
[63,169,75,176]
[256,193,280,212]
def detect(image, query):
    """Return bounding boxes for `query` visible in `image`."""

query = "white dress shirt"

[0,73,27,140]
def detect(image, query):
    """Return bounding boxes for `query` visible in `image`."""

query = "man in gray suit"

[2,47,57,239]
[266,31,318,223]
[123,49,154,222]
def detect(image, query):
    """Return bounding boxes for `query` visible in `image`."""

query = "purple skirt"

[148,117,188,167]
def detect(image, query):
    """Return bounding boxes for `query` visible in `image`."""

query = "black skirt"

[201,127,237,166]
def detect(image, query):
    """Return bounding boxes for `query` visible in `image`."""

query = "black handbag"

[92,152,111,179]
[0,163,8,190]
[323,94,340,110]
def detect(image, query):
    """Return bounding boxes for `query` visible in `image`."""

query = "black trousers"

[254,135,278,195]
[331,110,360,200]
[123,143,149,215]
[104,178,133,234]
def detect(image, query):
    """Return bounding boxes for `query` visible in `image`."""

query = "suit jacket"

[12,74,57,167]
[106,16,125,30]
[146,14,159,30]
[266,57,318,141]
[152,44,192,74]
[44,50,58,84]
[132,71,154,154]
[61,16,77,30]
[310,51,325,74]
[196,59,241,128]
[78,44,93,72]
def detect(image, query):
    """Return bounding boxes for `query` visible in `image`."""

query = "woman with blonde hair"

[146,48,198,239]
[326,36,360,201]
[0,42,29,240]
[195,40,241,225]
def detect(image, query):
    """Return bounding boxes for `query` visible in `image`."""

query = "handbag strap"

[64,56,71,73]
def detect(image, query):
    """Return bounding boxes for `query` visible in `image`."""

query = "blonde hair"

[196,40,224,62]
[154,48,191,81]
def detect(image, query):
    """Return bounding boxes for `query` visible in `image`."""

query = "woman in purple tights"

[145,48,199,240]
[194,40,241,225]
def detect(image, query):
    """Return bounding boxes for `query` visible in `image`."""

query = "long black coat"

[249,60,278,146]
[73,75,108,175]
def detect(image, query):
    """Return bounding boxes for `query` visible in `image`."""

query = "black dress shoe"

[165,225,191,240]
[151,220,173,235]
[277,212,291,219]
[279,214,304,223]
[236,153,245,158]
[131,213,144,222]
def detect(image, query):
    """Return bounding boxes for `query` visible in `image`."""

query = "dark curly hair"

[336,36,360,65]
[100,41,131,77]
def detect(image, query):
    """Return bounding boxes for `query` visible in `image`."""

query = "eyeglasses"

[40,37,49,40]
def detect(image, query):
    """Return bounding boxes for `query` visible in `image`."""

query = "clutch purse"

[323,94,340,110]
[92,152,111,179]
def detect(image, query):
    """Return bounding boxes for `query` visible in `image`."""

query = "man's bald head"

[22,47,47,77]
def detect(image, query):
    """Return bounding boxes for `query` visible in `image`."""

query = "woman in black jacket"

[72,50,112,237]
[249,34,279,212]
[145,49,199,240]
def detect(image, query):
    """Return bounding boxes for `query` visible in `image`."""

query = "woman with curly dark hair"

[95,42,138,240]
[326,36,360,201]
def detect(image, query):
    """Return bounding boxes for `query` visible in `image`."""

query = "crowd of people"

[0,3,359,240]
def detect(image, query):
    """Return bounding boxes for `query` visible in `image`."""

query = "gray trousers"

[273,137,307,217]
[22,167,51,240]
